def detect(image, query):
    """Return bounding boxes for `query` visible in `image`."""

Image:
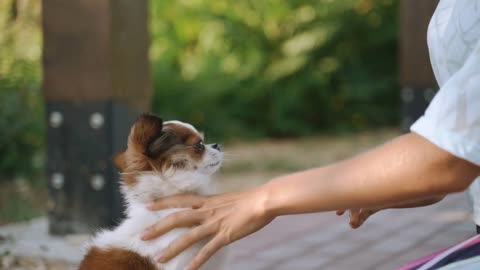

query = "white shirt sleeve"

[411,40,480,166]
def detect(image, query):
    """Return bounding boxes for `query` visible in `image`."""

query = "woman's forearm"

[262,133,479,217]
[388,195,445,209]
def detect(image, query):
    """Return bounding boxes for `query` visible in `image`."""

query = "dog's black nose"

[212,143,221,151]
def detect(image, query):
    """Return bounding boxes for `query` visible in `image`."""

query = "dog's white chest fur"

[87,172,227,270]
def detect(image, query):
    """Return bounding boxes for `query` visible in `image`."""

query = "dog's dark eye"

[194,141,204,151]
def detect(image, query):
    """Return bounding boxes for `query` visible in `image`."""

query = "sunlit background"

[150,0,398,139]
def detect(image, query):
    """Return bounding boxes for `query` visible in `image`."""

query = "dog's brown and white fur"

[79,114,227,270]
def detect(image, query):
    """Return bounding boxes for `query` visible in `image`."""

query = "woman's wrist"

[256,173,304,218]
[255,181,280,219]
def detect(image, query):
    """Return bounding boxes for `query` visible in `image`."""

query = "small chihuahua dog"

[79,114,227,270]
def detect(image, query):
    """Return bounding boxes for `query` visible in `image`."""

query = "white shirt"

[410,0,480,224]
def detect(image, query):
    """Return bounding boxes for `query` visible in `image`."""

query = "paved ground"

[0,193,475,270]
[228,193,475,270]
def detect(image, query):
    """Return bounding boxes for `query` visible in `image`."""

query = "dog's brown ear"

[130,113,164,147]
[146,131,177,158]
[113,151,127,171]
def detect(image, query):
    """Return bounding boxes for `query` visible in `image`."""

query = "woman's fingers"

[186,235,227,270]
[141,210,203,240]
[337,209,368,227]
[349,209,377,229]
[147,193,207,210]
[349,209,361,228]
[144,190,273,267]
[157,225,215,263]
[355,209,369,228]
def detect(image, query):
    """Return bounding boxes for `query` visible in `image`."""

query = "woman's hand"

[141,188,274,270]
[336,209,379,229]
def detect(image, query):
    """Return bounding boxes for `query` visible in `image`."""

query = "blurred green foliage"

[0,0,44,180]
[150,0,400,139]
[0,0,399,179]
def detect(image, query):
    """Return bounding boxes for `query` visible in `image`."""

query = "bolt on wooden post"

[42,0,152,234]
[399,0,439,131]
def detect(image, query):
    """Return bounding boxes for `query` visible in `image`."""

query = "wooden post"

[399,0,439,131]
[42,0,151,235]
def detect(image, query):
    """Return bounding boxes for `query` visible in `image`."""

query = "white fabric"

[410,0,480,225]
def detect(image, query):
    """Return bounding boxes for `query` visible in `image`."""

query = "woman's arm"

[388,195,445,208]
[262,133,478,216]
[143,133,480,270]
